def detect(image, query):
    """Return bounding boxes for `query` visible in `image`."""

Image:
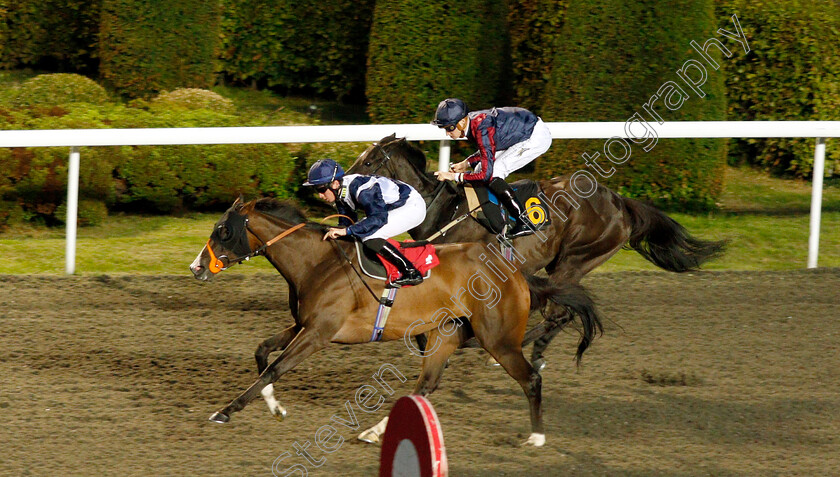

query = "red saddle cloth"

[377,239,440,285]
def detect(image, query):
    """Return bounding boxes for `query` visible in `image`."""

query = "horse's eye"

[364,162,371,167]
[220,225,232,242]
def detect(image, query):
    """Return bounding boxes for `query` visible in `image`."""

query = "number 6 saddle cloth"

[464,179,551,235]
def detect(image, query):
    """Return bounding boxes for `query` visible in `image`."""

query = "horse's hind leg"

[530,308,572,370]
[533,232,624,367]
[358,326,464,444]
[255,325,301,421]
[488,345,544,446]
[474,315,545,446]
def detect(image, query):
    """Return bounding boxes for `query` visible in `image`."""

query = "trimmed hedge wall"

[98,0,220,98]
[716,0,840,178]
[538,0,728,210]
[506,0,568,113]
[0,75,298,228]
[0,0,101,72]
[365,0,508,123]
[219,0,375,101]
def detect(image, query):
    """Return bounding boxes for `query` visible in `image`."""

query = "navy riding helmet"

[431,98,469,128]
[303,159,344,187]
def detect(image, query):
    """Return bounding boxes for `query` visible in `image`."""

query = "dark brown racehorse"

[189,197,602,446]
[348,134,725,368]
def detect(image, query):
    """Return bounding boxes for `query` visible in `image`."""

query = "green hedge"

[716,0,840,178]
[0,0,100,72]
[8,73,110,107]
[366,0,508,123]
[218,0,374,101]
[150,88,235,113]
[0,79,299,224]
[507,0,568,112]
[538,0,728,210]
[98,0,220,98]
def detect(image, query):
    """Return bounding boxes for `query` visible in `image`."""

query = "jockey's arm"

[461,121,495,183]
[345,184,389,238]
[334,201,358,228]
[466,152,481,167]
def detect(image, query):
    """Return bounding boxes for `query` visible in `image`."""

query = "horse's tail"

[525,274,603,364]
[622,197,726,272]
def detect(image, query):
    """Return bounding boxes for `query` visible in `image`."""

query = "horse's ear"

[232,194,244,209]
[382,133,397,143]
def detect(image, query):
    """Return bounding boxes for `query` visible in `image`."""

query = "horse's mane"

[378,135,437,188]
[394,138,428,173]
[252,198,310,225]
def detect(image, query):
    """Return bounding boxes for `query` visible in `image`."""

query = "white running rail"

[1,120,837,273]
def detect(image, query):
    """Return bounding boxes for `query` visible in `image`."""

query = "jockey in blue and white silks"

[304,158,426,287]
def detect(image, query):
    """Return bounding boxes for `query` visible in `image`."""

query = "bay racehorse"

[189,197,602,446]
[348,134,725,368]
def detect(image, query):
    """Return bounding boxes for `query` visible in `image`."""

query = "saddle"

[355,239,438,283]
[352,239,439,342]
[464,179,551,235]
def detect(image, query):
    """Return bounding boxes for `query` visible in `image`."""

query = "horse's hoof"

[522,433,546,447]
[208,411,230,424]
[272,407,287,422]
[357,430,382,445]
[533,358,547,372]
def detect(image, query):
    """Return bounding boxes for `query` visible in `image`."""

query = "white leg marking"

[358,416,389,444]
[261,384,287,421]
[523,433,546,447]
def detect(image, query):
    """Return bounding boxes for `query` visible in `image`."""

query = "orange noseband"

[205,239,226,274]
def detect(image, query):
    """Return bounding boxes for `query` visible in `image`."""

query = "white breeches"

[364,190,426,241]
[491,119,552,180]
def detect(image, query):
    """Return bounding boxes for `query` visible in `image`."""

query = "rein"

[320,214,387,304]
[367,141,441,202]
[205,220,307,274]
[368,142,393,175]
[401,202,484,248]
[363,140,482,248]
[207,211,381,301]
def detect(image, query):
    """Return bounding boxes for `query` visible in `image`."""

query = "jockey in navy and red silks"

[460,108,538,182]
[432,98,553,238]
[304,158,426,287]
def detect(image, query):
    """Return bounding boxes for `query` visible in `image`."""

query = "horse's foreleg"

[413,327,463,396]
[358,327,463,445]
[255,325,301,421]
[210,326,328,423]
[414,333,427,352]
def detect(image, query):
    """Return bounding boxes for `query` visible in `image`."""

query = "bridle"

[205,211,354,274]
[205,217,306,274]
[366,141,395,176]
[363,141,453,208]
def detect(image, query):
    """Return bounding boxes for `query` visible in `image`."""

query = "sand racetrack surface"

[1,269,839,476]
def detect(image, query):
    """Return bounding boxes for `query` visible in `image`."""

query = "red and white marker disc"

[379,395,448,477]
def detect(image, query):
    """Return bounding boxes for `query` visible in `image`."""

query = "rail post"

[807,137,826,268]
[438,140,451,173]
[65,146,81,275]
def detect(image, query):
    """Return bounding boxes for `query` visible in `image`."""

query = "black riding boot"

[373,241,424,287]
[488,177,534,238]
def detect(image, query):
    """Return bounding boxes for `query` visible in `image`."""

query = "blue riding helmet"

[303,159,344,187]
[431,98,469,127]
